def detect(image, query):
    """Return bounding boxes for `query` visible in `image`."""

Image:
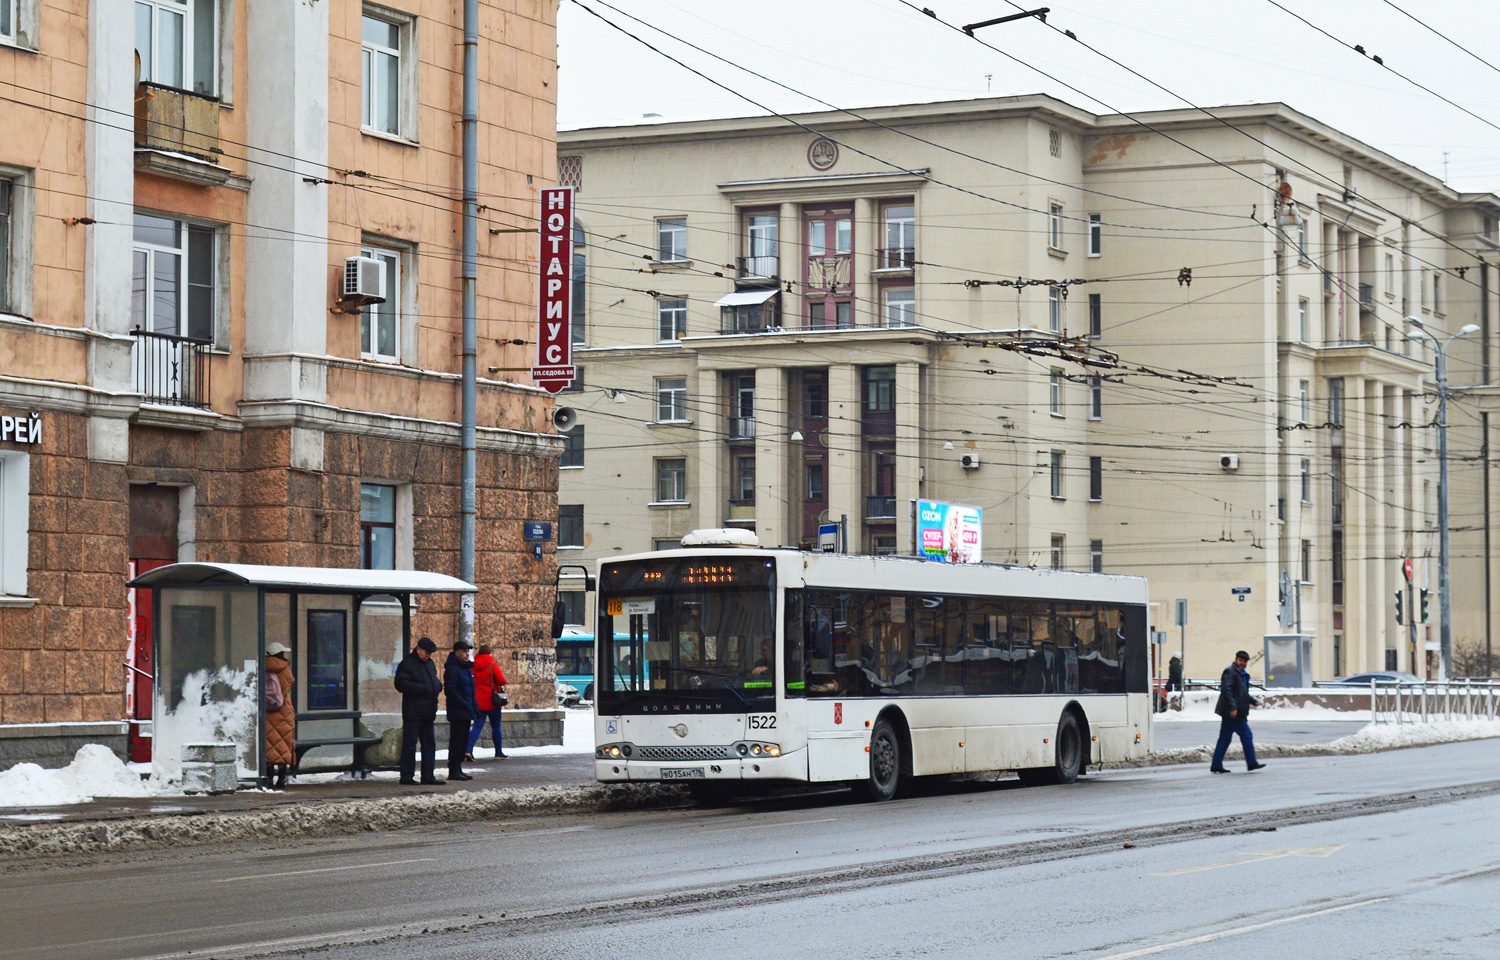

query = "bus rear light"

[865,721,872,728]
[1043,738,1050,744]
[865,746,871,752]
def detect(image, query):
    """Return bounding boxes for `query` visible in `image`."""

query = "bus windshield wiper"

[664,665,750,707]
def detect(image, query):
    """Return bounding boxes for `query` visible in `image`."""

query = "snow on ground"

[1154,690,1369,722]
[0,745,153,808]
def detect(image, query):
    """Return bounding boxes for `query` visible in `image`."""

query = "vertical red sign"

[532,186,576,394]
[834,702,843,725]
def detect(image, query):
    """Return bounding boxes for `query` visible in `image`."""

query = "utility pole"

[459,0,479,646]
[1406,317,1480,679]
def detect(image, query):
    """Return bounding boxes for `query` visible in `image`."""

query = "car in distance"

[1328,671,1422,686]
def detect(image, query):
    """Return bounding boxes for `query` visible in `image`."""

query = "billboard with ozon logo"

[532,186,576,393]
[916,500,982,563]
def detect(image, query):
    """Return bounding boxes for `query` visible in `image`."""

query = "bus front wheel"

[1019,711,1084,787]
[855,718,902,802]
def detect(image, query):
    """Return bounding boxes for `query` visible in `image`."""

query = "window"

[864,365,895,413]
[1328,377,1344,425]
[656,377,687,422]
[735,456,756,501]
[1050,534,1064,569]
[745,213,777,276]
[657,217,687,262]
[655,458,686,502]
[0,450,29,596]
[657,298,686,341]
[1300,458,1311,502]
[1090,539,1103,574]
[558,591,586,625]
[884,287,915,327]
[1050,451,1064,499]
[1385,252,1395,296]
[1089,456,1102,501]
[561,366,584,393]
[1088,214,1101,256]
[360,242,405,362]
[560,425,584,468]
[1297,297,1309,343]
[360,483,396,569]
[1048,286,1063,332]
[1088,375,1102,420]
[135,0,218,95]
[1049,369,1063,415]
[572,221,587,345]
[1296,221,1308,262]
[558,505,583,548]
[1420,268,1429,310]
[0,0,14,45]
[806,463,824,501]
[872,535,897,556]
[1298,380,1310,424]
[654,538,681,551]
[1048,203,1064,250]
[1048,128,1062,157]
[803,378,827,419]
[882,203,915,267]
[1088,293,1101,338]
[361,9,412,138]
[0,176,15,314]
[1301,539,1312,582]
[1433,273,1442,313]
[132,212,215,342]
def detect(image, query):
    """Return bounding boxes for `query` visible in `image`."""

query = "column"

[1348,378,1374,671]
[827,364,862,552]
[694,367,722,531]
[754,366,788,547]
[778,202,799,328]
[854,197,876,328]
[894,362,922,554]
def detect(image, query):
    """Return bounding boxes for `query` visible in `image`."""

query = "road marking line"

[1085,898,1388,960]
[213,857,438,883]
[1155,844,1346,876]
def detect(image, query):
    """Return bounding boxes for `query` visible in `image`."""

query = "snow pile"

[503,706,596,757]
[0,745,150,808]
[1155,690,1365,723]
[152,667,258,785]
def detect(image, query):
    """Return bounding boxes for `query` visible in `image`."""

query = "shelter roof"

[126,563,478,594]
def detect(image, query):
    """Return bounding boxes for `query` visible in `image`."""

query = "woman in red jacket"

[466,643,508,759]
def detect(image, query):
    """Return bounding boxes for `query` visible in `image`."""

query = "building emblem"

[808,137,839,171]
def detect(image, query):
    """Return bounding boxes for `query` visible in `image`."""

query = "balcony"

[874,247,916,272]
[735,256,779,283]
[133,328,213,409]
[726,498,756,523]
[135,82,232,185]
[727,416,756,441]
[1359,283,1375,309]
[865,495,897,520]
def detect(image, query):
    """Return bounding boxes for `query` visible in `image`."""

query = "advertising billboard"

[916,500,982,563]
[532,186,577,393]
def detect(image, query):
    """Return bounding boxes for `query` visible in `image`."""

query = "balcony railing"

[721,300,780,334]
[133,328,213,408]
[726,498,756,522]
[135,82,221,161]
[1359,283,1375,308]
[875,247,916,270]
[865,495,897,520]
[735,255,779,282]
[727,416,756,440]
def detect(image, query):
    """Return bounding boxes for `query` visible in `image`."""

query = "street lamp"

[1405,316,1480,678]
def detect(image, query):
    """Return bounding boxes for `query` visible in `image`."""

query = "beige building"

[555,94,1500,683]
[0,0,563,766]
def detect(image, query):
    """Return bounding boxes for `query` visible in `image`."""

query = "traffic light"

[1421,588,1430,623]
[1395,590,1405,625]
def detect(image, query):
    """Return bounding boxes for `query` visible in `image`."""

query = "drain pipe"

[459,0,479,644]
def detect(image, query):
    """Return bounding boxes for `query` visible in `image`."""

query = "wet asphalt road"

[3,738,1499,960]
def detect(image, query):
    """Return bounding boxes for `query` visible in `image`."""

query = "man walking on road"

[1210,649,1265,774]
[395,636,444,785]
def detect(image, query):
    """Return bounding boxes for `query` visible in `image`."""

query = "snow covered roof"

[126,563,478,594]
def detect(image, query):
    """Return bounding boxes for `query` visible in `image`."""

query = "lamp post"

[1406,317,1480,679]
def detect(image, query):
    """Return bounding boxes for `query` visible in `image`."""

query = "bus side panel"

[807,736,868,782]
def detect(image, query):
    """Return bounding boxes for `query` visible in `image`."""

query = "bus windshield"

[597,556,777,714]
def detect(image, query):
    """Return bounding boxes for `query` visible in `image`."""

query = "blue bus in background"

[556,631,596,703]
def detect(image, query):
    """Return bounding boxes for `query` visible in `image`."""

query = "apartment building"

[555,95,1500,682]
[0,0,562,765]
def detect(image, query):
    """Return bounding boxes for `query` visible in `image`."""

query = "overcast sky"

[557,0,1500,194]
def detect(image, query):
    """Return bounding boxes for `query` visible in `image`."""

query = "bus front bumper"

[595,749,804,783]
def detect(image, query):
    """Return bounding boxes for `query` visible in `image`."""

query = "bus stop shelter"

[126,563,478,785]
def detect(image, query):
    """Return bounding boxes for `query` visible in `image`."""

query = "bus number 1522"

[748,715,777,730]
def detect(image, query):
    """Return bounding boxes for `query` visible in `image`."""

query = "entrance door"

[128,486,181,762]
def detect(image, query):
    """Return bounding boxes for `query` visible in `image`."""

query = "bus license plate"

[661,767,705,780]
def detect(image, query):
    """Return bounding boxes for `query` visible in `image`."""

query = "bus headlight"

[736,743,749,757]
[597,744,625,759]
[732,741,781,759]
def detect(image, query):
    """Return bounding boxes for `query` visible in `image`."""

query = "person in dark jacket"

[1167,654,1184,691]
[394,636,444,785]
[1210,650,1265,773]
[444,639,478,781]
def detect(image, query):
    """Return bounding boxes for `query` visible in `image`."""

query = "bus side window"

[783,590,805,698]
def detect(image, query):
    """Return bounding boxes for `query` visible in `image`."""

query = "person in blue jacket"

[1210,650,1266,773]
[444,639,478,781]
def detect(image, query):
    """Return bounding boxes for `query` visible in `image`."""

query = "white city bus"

[593,530,1151,803]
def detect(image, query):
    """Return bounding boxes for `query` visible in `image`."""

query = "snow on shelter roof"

[126,563,478,594]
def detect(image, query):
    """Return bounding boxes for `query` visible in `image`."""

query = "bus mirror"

[551,599,565,640]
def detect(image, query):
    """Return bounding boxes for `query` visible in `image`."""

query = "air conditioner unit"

[960,454,981,470]
[1219,454,1240,471]
[341,256,387,304]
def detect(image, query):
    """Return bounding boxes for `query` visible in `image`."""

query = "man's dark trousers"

[1211,715,1258,769]
[400,718,437,782]
[448,717,471,776]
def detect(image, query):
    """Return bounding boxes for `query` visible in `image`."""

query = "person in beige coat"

[264,642,296,788]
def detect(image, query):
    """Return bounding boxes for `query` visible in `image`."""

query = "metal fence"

[1370,679,1500,724]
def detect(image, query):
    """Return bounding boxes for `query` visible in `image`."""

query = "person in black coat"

[394,636,444,785]
[444,640,478,781]
[1210,649,1265,773]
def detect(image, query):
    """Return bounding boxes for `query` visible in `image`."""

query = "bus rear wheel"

[855,718,902,802]
[1018,711,1085,786]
